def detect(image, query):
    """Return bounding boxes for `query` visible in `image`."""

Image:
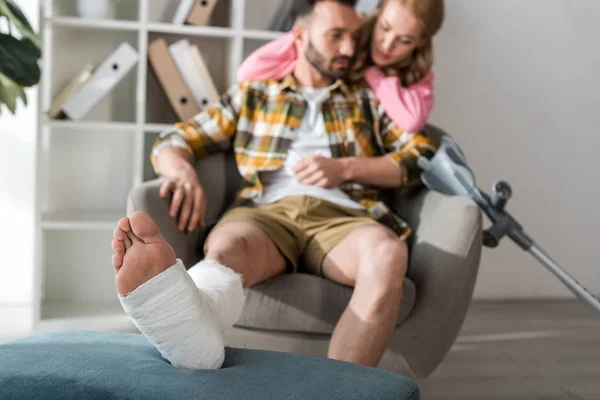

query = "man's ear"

[291,23,305,45]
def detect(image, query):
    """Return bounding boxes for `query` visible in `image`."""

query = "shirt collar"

[277,73,352,96]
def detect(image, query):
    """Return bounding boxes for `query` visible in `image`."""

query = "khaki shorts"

[207,195,378,276]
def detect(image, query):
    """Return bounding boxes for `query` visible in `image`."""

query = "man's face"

[297,2,361,80]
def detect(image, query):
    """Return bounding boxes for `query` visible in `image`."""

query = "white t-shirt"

[253,85,363,210]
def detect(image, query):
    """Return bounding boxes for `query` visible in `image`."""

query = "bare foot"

[111,211,177,296]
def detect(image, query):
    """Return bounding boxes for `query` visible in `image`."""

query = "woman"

[237,0,445,132]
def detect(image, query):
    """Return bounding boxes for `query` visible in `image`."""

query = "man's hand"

[158,164,206,232]
[293,155,347,188]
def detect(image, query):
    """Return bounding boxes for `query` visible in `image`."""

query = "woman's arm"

[365,67,434,132]
[236,31,297,82]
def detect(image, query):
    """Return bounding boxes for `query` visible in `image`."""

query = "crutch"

[417,136,600,318]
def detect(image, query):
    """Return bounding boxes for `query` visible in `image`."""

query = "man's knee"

[357,229,408,291]
[204,221,287,287]
[204,224,258,286]
[205,225,251,259]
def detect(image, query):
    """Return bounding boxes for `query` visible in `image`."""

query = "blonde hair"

[348,0,445,87]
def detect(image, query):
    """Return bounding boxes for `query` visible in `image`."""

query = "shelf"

[242,29,282,41]
[37,300,136,333]
[42,129,135,212]
[44,119,139,132]
[41,230,124,313]
[42,210,125,230]
[48,16,140,31]
[48,0,139,22]
[48,27,139,123]
[41,300,123,320]
[145,32,231,123]
[147,22,236,38]
[144,123,172,133]
[35,0,272,328]
[47,18,282,40]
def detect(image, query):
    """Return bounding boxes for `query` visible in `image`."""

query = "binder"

[168,39,219,109]
[147,37,200,121]
[46,63,95,119]
[61,42,138,120]
[172,0,194,24]
[186,0,219,26]
[189,45,219,106]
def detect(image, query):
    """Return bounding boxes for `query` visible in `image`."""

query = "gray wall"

[426,0,600,299]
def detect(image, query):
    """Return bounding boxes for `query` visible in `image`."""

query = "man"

[111,0,438,371]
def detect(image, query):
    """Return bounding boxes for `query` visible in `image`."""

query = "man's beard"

[305,39,351,81]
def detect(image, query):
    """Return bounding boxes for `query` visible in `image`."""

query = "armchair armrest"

[393,189,483,377]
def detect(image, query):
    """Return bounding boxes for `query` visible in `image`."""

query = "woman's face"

[370,0,425,67]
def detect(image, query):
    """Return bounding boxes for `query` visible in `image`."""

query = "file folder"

[168,39,219,109]
[189,44,219,106]
[148,37,200,121]
[46,63,95,119]
[61,42,138,120]
[186,0,219,26]
[172,0,194,24]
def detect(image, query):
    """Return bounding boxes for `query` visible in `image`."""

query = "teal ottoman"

[0,330,419,399]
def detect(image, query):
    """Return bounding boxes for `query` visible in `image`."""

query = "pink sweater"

[237,31,434,132]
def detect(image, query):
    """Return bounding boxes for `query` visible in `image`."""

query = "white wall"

[429,0,600,298]
[0,0,39,305]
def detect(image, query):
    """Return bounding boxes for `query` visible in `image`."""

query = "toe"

[112,254,123,271]
[129,211,164,244]
[112,239,125,254]
[117,217,132,234]
[114,229,132,248]
[115,219,133,247]
[113,226,127,241]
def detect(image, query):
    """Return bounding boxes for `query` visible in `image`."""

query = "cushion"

[0,330,420,400]
[238,273,416,334]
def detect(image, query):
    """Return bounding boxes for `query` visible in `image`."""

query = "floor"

[2,300,599,399]
[0,305,33,343]
[417,301,600,400]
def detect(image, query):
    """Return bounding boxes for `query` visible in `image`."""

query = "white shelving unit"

[34,0,285,332]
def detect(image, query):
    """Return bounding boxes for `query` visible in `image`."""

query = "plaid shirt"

[151,74,438,240]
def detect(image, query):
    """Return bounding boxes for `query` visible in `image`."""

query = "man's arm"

[342,105,438,191]
[151,82,244,177]
[149,83,244,232]
[340,155,405,187]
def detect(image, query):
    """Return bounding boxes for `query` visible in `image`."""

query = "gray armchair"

[126,124,483,379]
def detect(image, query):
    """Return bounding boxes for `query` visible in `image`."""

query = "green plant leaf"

[0,71,27,115]
[0,32,41,86]
[0,0,41,48]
